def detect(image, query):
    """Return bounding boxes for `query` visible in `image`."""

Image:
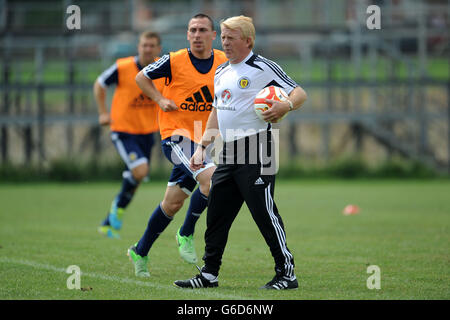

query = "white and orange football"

[254,85,289,122]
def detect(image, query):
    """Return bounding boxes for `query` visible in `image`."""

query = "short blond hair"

[220,15,255,49]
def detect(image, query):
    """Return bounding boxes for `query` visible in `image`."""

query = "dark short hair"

[139,31,161,45]
[190,13,215,31]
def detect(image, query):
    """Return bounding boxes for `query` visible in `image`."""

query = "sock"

[136,204,173,257]
[116,171,138,208]
[201,266,219,278]
[179,188,208,237]
[202,272,218,281]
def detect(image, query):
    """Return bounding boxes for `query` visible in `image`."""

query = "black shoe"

[260,274,298,290]
[173,266,218,289]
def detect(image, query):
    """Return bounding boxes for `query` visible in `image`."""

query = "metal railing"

[0,0,449,172]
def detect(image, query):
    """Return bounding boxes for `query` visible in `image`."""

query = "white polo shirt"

[213,51,298,142]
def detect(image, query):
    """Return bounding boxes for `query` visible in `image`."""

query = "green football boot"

[127,243,150,278]
[176,228,198,264]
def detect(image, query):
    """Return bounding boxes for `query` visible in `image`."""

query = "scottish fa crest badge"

[129,152,137,161]
[238,77,250,89]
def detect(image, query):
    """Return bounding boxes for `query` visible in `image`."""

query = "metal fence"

[0,0,449,172]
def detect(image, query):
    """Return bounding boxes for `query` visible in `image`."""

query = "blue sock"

[136,204,173,257]
[102,172,138,226]
[179,188,208,237]
[116,171,138,208]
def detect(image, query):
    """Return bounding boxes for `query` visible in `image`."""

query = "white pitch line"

[0,257,249,300]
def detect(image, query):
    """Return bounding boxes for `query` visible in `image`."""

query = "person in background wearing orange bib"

[127,14,227,277]
[94,31,165,239]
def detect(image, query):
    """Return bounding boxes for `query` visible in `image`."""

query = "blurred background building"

[0,0,449,176]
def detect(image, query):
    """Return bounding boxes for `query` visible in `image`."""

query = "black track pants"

[202,162,295,278]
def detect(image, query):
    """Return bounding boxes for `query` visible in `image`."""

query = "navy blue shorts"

[111,131,154,170]
[161,135,215,195]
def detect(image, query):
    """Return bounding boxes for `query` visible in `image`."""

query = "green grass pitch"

[0,180,449,300]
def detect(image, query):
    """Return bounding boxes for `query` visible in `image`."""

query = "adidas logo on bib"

[180,86,214,112]
[254,177,264,185]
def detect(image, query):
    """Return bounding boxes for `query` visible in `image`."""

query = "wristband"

[200,144,207,150]
[287,100,294,111]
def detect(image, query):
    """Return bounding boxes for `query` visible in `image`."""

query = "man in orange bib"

[94,31,165,239]
[127,14,227,277]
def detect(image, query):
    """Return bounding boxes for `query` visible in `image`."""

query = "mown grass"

[0,180,449,300]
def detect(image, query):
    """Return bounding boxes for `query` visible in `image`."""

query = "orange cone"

[342,204,360,215]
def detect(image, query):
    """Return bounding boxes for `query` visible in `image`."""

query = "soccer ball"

[254,85,289,122]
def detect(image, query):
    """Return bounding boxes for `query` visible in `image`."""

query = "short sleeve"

[142,54,172,82]
[97,63,118,88]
